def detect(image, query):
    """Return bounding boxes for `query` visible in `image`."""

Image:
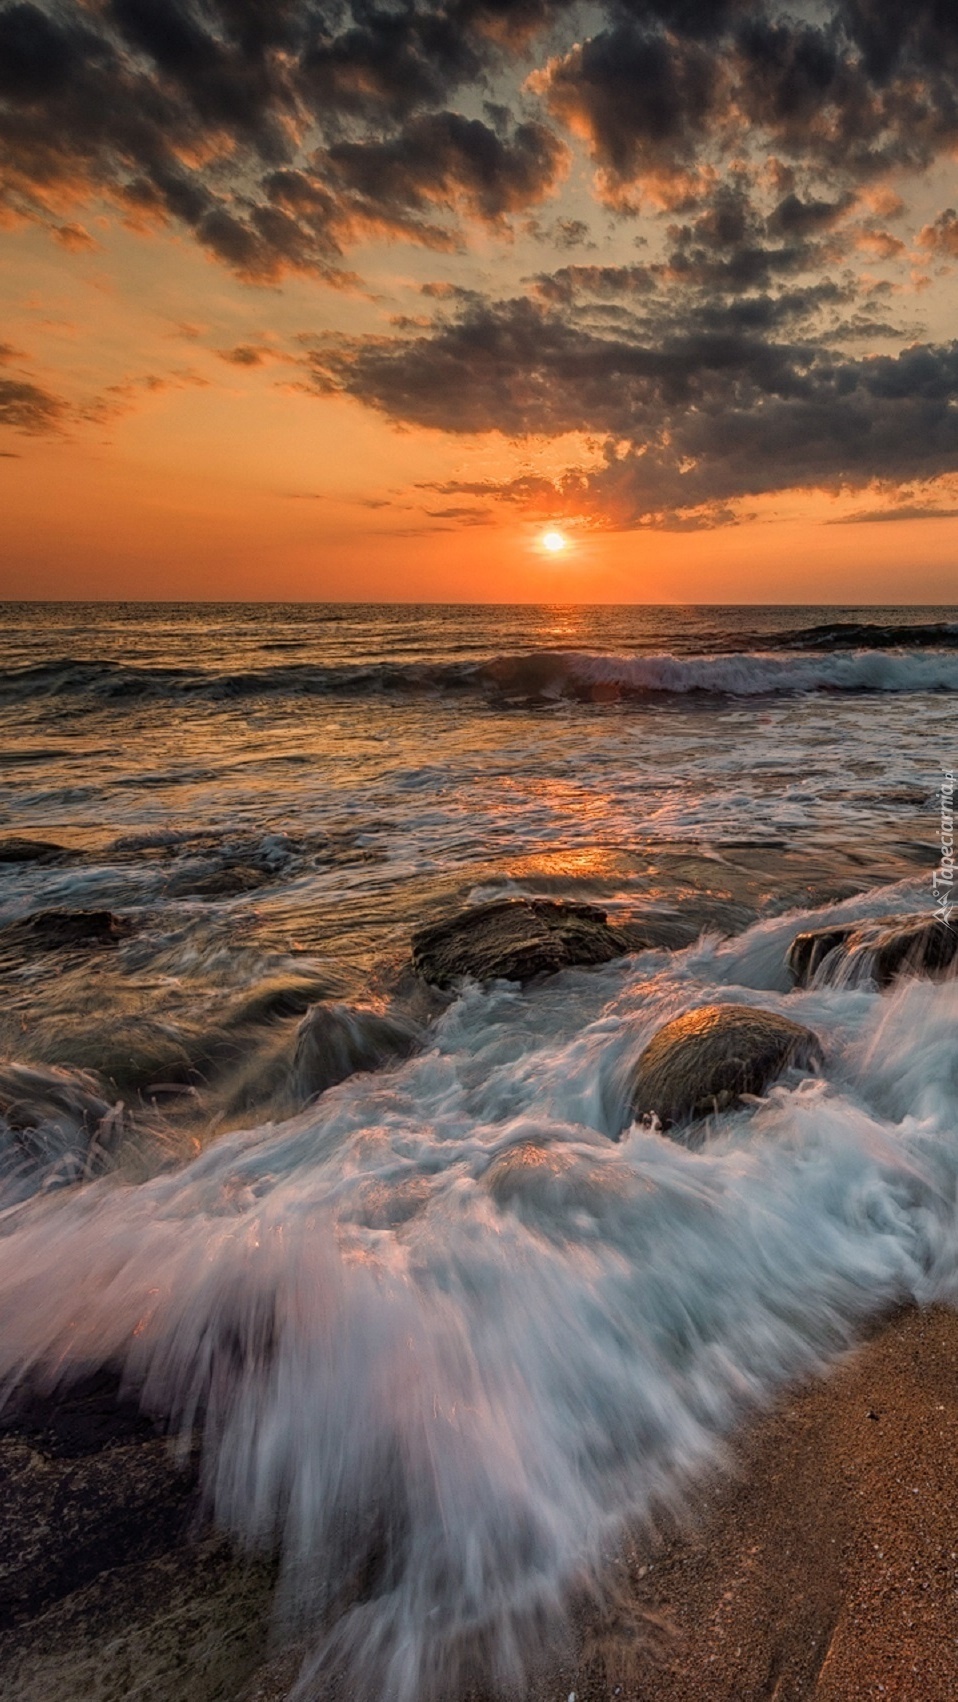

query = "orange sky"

[2,2,958,602]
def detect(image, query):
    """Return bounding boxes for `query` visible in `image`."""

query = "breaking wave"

[3,895,958,1697]
[5,645,958,706]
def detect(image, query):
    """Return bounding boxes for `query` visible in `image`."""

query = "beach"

[4,1306,958,1699]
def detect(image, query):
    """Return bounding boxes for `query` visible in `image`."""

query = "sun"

[541,529,567,553]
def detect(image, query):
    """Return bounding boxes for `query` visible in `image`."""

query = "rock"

[165,863,273,899]
[0,1062,126,1199]
[411,898,641,988]
[0,1373,277,1700]
[0,909,135,951]
[0,837,70,865]
[629,1003,824,1131]
[0,1061,116,1136]
[291,1002,421,1102]
[788,913,958,989]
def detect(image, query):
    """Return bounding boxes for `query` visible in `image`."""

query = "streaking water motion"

[2,889,957,1698]
[1,602,956,1695]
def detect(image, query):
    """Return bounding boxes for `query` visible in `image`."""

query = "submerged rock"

[0,837,70,865]
[0,908,135,951]
[629,1003,824,1132]
[788,913,958,989]
[411,897,641,988]
[291,1001,421,1102]
[164,862,273,899]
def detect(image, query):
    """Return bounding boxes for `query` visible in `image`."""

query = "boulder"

[788,913,958,989]
[291,1002,421,1102]
[411,898,640,988]
[629,1003,824,1131]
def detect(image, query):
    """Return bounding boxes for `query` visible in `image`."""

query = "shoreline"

[4,1304,958,1699]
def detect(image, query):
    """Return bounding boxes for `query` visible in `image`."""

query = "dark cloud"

[308,291,958,525]
[829,501,958,523]
[0,343,66,436]
[0,375,66,433]
[323,111,567,230]
[533,2,958,203]
[216,344,270,365]
[536,21,719,200]
[3,0,958,282]
[5,0,958,525]
[0,1,570,279]
[767,192,855,237]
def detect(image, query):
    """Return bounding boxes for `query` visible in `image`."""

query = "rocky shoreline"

[1,891,956,1700]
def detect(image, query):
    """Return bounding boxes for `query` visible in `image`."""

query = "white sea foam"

[547,646,958,696]
[2,895,958,1696]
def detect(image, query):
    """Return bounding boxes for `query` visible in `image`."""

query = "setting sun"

[541,530,567,553]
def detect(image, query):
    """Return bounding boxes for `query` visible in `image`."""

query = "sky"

[2,0,958,602]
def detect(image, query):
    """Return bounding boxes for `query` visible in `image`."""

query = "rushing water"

[0,602,956,1697]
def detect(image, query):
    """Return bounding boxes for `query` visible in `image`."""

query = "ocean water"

[0,602,956,1696]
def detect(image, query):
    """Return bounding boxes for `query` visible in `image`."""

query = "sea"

[1,601,957,1697]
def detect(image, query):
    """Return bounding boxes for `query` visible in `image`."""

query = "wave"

[774,619,958,651]
[5,644,958,707]
[3,892,958,1697]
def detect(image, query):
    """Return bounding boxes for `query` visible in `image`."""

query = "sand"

[559,1303,958,1702]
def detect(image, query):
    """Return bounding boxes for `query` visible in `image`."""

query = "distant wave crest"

[6,640,958,705]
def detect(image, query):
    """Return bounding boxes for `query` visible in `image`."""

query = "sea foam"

[2,895,957,1696]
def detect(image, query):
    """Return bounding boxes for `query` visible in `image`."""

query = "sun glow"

[541,530,567,553]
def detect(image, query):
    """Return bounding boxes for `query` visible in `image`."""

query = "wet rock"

[788,913,958,989]
[0,1062,127,1198]
[0,837,70,865]
[629,1003,824,1132]
[411,898,643,988]
[291,1001,421,1102]
[485,1139,626,1220]
[0,908,135,951]
[165,863,274,899]
[0,1061,118,1141]
[0,1374,277,1700]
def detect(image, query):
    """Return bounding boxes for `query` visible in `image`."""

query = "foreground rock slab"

[788,912,958,988]
[411,898,642,988]
[0,1374,277,1702]
[630,1003,824,1131]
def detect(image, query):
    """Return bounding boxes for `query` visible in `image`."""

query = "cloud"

[0,375,66,433]
[531,1,958,210]
[3,0,958,288]
[52,221,97,251]
[307,289,958,525]
[829,501,958,523]
[534,21,720,203]
[919,208,958,258]
[217,343,271,366]
[0,0,572,280]
[322,112,568,232]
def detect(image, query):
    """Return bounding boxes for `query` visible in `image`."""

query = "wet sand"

[559,1303,958,1702]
